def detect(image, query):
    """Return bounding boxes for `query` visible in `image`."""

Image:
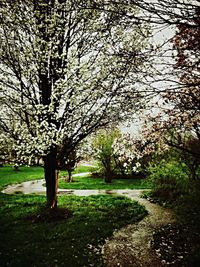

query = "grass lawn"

[0,165,44,189]
[0,193,147,267]
[0,165,148,266]
[0,165,150,190]
[59,175,150,190]
[72,165,98,174]
[0,165,97,189]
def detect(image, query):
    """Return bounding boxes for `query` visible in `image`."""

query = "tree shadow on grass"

[25,206,73,223]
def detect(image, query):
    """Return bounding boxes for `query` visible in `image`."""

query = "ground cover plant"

[151,199,200,267]
[0,193,147,267]
[151,223,200,267]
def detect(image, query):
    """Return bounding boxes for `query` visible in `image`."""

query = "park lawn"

[0,193,147,267]
[0,165,98,190]
[59,175,150,190]
[0,164,149,266]
[0,165,44,189]
[0,165,150,190]
[71,165,98,174]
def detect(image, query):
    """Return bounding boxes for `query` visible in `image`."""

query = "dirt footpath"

[102,194,175,267]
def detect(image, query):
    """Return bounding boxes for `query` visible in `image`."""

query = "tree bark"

[104,166,112,183]
[105,175,112,183]
[67,169,73,183]
[44,148,58,209]
[104,160,113,183]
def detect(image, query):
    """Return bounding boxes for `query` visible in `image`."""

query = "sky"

[121,25,175,136]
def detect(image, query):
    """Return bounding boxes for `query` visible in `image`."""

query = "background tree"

[92,128,120,183]
[179,138,200,181]
[113,134,144,177]
[129,0,200,112]
[57,140,88,183]
[144,5,200,163]
[0,0,150,208]
[162,6,200,143]
[0,134,12,166]
[132,0,200,28]
[113,132,165,177]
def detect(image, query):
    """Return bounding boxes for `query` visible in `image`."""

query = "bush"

[148,160,189,204]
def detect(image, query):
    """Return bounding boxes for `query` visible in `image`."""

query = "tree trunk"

[104,161,112,183]
[105,175,112,183]
[67,169,73,183]
[44,148,58,209]
[104,167,112,183]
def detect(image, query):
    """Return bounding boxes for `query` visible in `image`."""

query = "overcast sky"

[121,25,175,136]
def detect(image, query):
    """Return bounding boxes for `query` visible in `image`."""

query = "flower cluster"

[112,133,159,174]
[0,0,151,167]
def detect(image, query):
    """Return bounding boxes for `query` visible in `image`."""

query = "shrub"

[148,160,189,204]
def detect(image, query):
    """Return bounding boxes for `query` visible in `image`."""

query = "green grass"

[0,164,149,266]
[59,175,150,190]
[72,165,98,174]
[0,165,44,189]
[0,193,147,267]
[0,165,150,190]
[59,165,98,178]
[0,165,97,190]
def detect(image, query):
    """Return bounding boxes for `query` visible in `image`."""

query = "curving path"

[1,172,91,195]
[102,193,175,267]
[2,177,146,198]
[2,174,175,267]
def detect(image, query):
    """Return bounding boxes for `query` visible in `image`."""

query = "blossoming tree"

[0,1,150,208]
[146,6,200,157]
[112,132,164,176]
